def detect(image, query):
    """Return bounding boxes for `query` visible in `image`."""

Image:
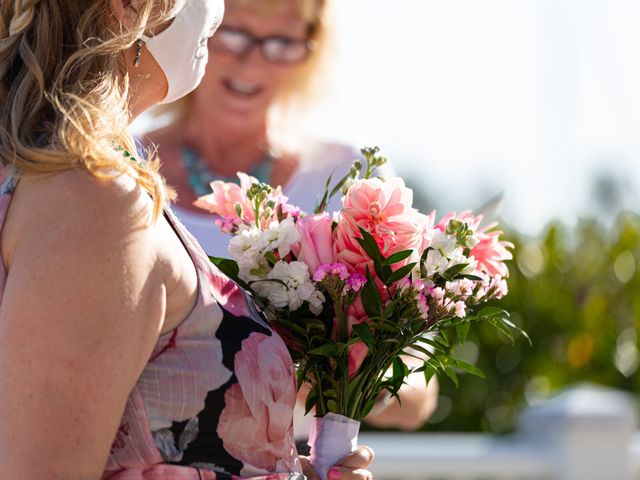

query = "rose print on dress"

[217,332,299,476]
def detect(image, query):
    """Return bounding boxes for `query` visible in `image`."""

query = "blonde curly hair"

[0,0,182,218]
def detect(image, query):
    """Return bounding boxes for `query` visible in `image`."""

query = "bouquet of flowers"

[195,148,525,479]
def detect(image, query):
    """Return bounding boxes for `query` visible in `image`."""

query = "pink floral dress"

[0,177,303,480]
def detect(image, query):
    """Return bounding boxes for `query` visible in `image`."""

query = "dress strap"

[0,175,17,196]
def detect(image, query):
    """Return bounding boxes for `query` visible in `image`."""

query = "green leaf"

[442,263,470,280]
[422,364,437,384]
[308,343,339,357]
[417,336,448,351]
[383,250,413,266]
[443,366,459,387]
[408,343,438,358]
[209,257,252,290]
[356,227,385,264]
[448,357,486,378]
[352,324,375,350]
[209,256,239,278]
[478,306,510,319]
[455,322,471,344]
[420,247,433,264]
[361,266,383,317]
[305,389,319,415]
[386,262,417,284]
[391,357,407,393]
[272,318,306,337]
[329,170,355,198]
[460,274,484,281]
[313,168,336,214]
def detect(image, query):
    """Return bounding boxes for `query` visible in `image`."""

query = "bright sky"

[302,0,640,235]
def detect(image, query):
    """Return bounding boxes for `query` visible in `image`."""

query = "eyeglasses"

[210,27,315,65]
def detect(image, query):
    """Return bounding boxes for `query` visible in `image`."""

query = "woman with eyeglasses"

[144,0,439,445]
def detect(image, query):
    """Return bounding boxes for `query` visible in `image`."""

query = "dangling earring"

[134,38,144,67]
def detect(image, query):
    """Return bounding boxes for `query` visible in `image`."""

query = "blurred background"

[295,0,640,436]
[138,0,640,456]
[137,0,640,476]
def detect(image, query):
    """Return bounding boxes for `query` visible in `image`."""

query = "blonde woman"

[144,0,439,442]
[0,1,374,479]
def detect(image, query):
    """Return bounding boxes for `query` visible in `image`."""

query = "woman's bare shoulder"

[3,169,154,268]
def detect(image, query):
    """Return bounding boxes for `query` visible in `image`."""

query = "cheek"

[261,65,296,96]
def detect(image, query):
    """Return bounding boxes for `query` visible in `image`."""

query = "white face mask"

[141,0,224,104]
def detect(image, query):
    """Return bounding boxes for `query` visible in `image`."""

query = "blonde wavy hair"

[0,0,182,218]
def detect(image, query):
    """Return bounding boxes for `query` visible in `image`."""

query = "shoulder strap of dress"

[0,176,17,196]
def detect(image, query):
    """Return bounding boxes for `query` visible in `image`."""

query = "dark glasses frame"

[210,26,317,65]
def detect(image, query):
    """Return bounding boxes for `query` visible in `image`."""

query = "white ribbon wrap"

[308,413,361,480]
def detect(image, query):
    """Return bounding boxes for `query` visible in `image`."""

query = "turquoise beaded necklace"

[180,147,275,197]
[114,144,276,197]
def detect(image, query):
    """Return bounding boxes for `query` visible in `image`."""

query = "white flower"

[446,279,476,299]
[453,301,467,318]
[425,249,449,276]
[270,260,309,286]
[229,226,270,281]
[425,230,477,277]
[228,226,262,262]
[254,280,290,309]
[308,290,326,315]
[430,229,460,258]
[259,216,300,258]
[253,261,325,313]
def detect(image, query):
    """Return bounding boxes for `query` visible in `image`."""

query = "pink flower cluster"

[193,172,256,229]
[436,211,514,277]
[196,168,513,383]
[193,172,298,232]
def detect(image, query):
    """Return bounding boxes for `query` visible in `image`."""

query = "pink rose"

[217,333,298,475]
[292,213,335,275]
[333,178,429,277]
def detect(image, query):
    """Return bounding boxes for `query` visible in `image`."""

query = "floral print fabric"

[103,208,303,479]
[0,178,302,480]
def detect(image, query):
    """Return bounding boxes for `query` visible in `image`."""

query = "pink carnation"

[333,177,430,277]
[344,273,367,293]
[312,263,349,282]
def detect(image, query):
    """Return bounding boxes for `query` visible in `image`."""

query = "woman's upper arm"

[0,173,167,480]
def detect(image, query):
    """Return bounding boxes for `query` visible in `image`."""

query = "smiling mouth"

[223,78,263,97]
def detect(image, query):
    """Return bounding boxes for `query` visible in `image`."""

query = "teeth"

[228,80,259,95]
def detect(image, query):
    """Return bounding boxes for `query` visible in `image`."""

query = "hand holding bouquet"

[195,148,526,479]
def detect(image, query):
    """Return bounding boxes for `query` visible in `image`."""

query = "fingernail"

[328,469,342,479]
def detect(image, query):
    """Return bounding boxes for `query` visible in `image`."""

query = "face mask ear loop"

[134,35,151,67]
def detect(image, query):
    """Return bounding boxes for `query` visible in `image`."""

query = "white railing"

[362,385,639,480]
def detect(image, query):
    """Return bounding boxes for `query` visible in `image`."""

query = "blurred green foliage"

[425,213,640,433]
